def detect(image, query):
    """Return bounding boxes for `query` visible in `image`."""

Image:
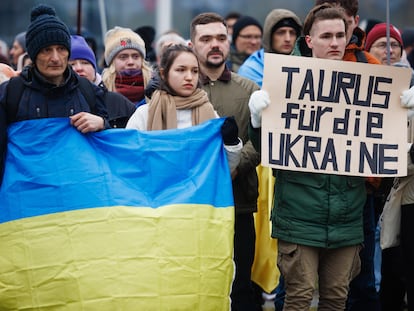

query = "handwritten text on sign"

[261,54,411,177]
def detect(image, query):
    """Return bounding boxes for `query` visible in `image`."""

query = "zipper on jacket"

[36,107,40,118]
[70,108,74,116]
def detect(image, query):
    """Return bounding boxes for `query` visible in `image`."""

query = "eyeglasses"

[371,42,401,50]
[238,34,262,41]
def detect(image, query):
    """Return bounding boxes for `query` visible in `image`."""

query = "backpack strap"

[5,76,25,123]
[77,77,97,113]
[5,75,99,122]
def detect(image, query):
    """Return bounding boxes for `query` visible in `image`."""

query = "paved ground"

[261,290,319,311]
[261,291,408,310]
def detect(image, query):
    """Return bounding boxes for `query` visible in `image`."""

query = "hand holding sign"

[401,85,414,108]
[248,90,270,128]
[261,53,411,177]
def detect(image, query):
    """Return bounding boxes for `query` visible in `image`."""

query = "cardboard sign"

[262,53,412,177]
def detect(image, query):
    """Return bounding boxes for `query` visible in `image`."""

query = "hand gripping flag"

[0,118,234,311]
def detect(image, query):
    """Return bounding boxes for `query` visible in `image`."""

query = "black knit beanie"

[271,17,302,38]
[26,4,71,61]
[232,16,263,44]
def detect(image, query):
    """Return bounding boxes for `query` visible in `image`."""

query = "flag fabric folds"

[251,165,279,293]
[0,118,235,311]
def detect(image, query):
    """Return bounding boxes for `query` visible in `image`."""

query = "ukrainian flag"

[0,118,234,311]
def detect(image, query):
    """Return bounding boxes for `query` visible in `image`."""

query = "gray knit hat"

[26,4,71,61]
[104,26,146,65]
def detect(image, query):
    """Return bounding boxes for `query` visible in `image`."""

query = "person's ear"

[354,15,360,26]
[305,35,312,49]
[159,68,165,80]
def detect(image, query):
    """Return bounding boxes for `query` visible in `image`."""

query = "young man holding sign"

[311,1,383,311]
[250,2,414,309]
[248,4,365,310]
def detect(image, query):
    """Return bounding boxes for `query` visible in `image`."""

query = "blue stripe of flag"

[0,118,233,223]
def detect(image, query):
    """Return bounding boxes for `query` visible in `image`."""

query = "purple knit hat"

[70,35,97,70]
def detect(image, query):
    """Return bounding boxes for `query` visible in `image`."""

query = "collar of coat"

[199,65,231,85]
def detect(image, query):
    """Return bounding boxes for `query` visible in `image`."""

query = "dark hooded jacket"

[0,65,109,185]
[344,27,381,64]
[97,81,136,128]
[238,9,302,86]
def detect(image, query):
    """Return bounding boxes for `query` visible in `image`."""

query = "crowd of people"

[1,1,414,310]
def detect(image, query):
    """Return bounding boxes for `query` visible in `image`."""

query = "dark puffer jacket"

[0,65,109,184]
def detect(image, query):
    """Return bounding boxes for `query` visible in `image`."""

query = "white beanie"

[104,26,146,65]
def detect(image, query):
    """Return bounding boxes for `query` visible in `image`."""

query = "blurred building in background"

[0,0,412,64]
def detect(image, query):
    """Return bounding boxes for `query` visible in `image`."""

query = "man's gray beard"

[205,59,225,68]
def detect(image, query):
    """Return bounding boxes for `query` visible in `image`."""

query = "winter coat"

[125,100,242,174]
[0,65,109,185]
[227,47,250,73]
[105,91,136,128]
[201,69,261,214]
[96,81,136,129]
[249,126,365,248]
[1,66,108,123]
[344,27,381,64]
[248,39,366,248]
[238,48,265,87]
[393,61,414,205]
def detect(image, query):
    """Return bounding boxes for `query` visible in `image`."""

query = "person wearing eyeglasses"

[227,16,263,73]
[366,23,414,86]
[366,23,403,65]
[365,22,414,311]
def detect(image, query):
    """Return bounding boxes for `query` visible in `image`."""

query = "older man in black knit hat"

[0,3,110,185]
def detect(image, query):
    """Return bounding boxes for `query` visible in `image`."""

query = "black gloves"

[221,117,239,146]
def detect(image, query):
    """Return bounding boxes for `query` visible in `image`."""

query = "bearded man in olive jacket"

[190,12,262,311]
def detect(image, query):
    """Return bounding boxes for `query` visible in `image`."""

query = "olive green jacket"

[249,98,365,248]
[202,71,260,214]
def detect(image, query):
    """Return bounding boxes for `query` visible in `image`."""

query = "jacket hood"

[292,36,312,57]
[347,27,366,51]
[263,9,302,53]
